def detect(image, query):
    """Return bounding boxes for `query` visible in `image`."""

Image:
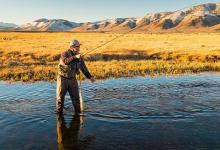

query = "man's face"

[71,44,80,53]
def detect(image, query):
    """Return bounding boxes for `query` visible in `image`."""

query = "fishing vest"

[57,49,80,78]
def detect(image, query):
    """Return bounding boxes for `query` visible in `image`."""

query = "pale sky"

[0,0,219,25]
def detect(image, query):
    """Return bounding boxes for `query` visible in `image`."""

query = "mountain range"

[1,2,220,32]
[0,22,18,30]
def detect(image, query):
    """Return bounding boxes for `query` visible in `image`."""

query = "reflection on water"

[0,73,220,149]
[56,114,95,150]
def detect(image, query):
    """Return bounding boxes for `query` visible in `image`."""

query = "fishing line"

[82,2,201,56]
[79,2,201,103]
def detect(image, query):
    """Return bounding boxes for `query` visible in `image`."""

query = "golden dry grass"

[0,32,220,81]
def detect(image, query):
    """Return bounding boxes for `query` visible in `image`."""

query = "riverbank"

[0,60,220,81]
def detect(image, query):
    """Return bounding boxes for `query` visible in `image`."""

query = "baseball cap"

[70,40,81,47]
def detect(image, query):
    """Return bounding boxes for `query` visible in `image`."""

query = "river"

[0,73,220,149]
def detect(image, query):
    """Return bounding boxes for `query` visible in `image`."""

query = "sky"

[0,0,219,25]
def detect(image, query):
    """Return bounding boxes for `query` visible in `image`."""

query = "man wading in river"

[56,40,95,114]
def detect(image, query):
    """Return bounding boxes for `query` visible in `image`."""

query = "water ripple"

[0,73,220,122]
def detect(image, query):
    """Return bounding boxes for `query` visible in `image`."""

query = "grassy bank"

[0,32,220,81]
[1,59,219,82]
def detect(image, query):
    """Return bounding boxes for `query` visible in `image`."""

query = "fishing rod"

[62,2,217,112]
[79,2,208,105]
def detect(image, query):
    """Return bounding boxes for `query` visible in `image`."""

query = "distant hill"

[3,2,220,32]
[73,3,220,32]
[0,22,18,30]
[15,18,81,31]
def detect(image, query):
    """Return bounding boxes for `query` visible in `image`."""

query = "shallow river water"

[0,73,220,150]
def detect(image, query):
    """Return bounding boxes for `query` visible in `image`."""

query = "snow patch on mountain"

[18,18,80,31]
[136,12,170,25]
[163,11,186,25]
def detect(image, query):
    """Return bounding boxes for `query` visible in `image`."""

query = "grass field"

[0,32,220,81]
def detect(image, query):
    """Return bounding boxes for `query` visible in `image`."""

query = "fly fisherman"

[56,39,95,114]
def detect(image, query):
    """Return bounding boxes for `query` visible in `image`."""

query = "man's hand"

[75,54,81,59]
[90,77,96,83]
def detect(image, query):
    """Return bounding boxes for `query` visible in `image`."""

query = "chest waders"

[56,50,84,114]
